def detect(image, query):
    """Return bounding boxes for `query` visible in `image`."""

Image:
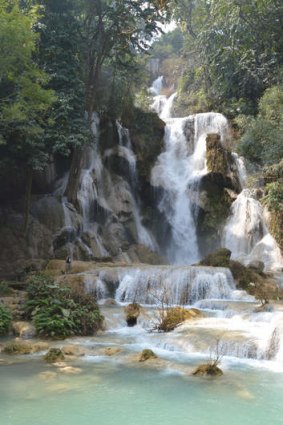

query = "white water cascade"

[115,121,157,251]
[150,76,229,264]
[223,162,283,271]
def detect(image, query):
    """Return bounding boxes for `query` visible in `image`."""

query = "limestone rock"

[12,321,36,339]
[139,349,158,362]
[2,340,32,355]
[104,347,122,356]
[44,348,65,363]
[61,345,85,357]
[124,303,141,327]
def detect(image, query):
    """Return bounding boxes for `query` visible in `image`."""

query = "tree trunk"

[64,147,84,205]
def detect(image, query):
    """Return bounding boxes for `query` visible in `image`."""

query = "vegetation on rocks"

[44,348,65,363]
[0,304,12,335]
[139,349,157,362]
[24,273,103,338]
[157,307,202,332]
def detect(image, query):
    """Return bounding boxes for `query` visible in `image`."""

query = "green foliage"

[263,181,283,212]
[0,304,12,336]
[170,0,283,115]
[238,84,283,165]
[0,281,12,296]
[37,0,90,156]
[0,0,55,172]
[25,274,103,338]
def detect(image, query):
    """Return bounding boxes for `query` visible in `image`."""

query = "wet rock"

[104,347,122,356]
[61,345,85,357]
[124,303,141,327]
[102,298,118,306]
[44,348,65,363]
[59,366,82,374]
[30,197,65,234]
[126,244,167,265]
[12,321,36,339]
[247,261,265,274]
[31,342,49,353]
[192,363,223,377]
[2,340,32,355]
[139,349,158,362]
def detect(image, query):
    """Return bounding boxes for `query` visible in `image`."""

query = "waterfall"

[85,265,236,305]
[151,113,229,265]
[116,121,158,251]
[149,76,164,96]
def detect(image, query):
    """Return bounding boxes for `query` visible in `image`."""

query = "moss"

[206,134,228,175]
[199,248,232,268]
[44,348,65,363]
[139,349,157,362]
[3,341,32,355]
[199,249,264,291]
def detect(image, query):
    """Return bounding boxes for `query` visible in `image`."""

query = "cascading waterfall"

[223,159,283,271]
[150,75,282,271]
[151,75,229,264]
[116,121,157,251]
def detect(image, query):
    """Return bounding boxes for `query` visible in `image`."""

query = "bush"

[0,304,12,336]
[25,274,103,338]
[0,281,13,296]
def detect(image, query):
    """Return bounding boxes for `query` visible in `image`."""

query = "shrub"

[24,274,103,338]
[0,281,12,296]
[0,304,12,336]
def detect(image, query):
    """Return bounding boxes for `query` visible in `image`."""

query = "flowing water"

[2,78,283,424]
[2,264,283,425]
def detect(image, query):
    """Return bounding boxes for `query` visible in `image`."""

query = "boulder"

[104,347,122,356]
[2,340,32,355]
[61,345,85,357]
[124,303,141,327]
[12,321,36,339]
[192,363,223,377]
[139,349,158,362]
[44,348,65,363]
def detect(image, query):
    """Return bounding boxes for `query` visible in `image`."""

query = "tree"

[0,0,55,231]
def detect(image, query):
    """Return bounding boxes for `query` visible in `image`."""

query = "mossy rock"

[139,349,158,362]
[158,307,202,332]
[206,134,228,175]
[124,303,141,327]
[192,363,223,377]
[199,248,232,268]
[2,340,32,355]
[44,348,65,363]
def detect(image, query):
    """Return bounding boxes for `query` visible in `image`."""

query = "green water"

[1,358,282,425]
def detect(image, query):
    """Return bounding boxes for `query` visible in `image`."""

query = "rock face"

[197,134,241,256]
[0,109,165,277]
